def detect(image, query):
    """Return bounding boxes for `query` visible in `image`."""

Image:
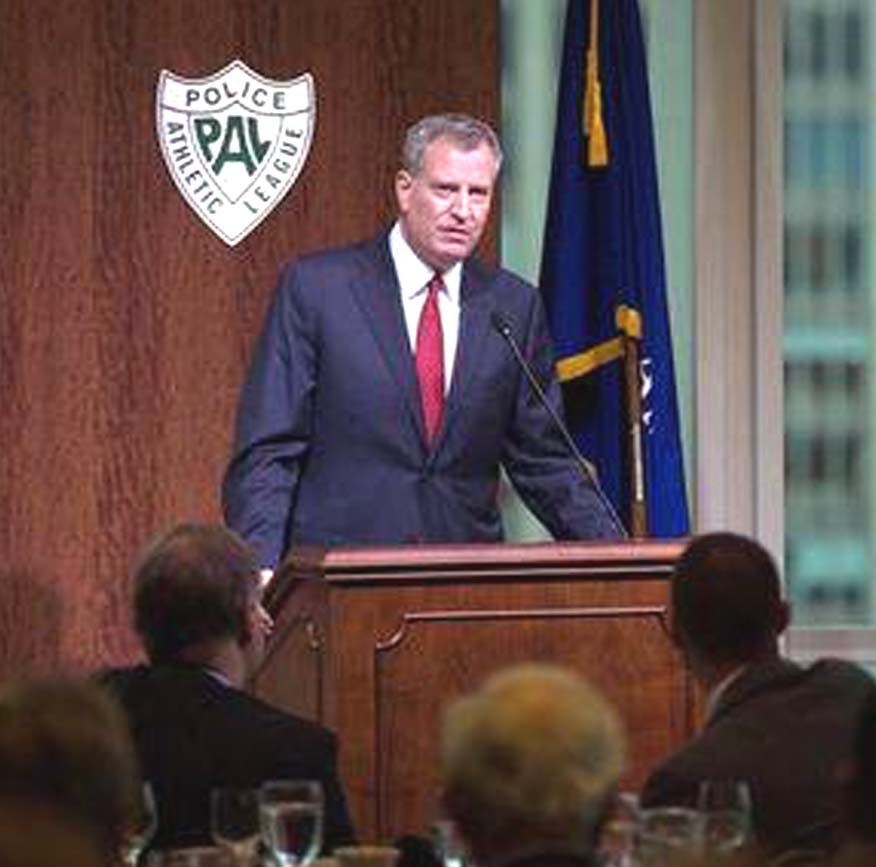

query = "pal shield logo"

[156,59,315,246]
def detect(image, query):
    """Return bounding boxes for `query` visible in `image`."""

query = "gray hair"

[401,113,503,176]
[441,664,624,860]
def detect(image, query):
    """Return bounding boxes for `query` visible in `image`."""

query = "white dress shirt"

[389,222,461,394]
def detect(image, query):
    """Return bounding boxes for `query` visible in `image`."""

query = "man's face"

[395,136,498,272]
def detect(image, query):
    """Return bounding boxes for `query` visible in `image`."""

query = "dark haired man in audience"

[101,523,355,852]
[641,531,874,856]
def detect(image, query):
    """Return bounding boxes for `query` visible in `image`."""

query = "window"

[783,0,876,634]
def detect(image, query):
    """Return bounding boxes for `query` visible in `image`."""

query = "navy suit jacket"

[223,232,622,567]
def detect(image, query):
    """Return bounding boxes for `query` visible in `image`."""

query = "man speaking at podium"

[222,113,623,573]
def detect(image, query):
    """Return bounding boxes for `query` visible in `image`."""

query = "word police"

[184,80,288,112]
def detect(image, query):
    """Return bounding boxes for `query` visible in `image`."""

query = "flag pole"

[622,332,648,537]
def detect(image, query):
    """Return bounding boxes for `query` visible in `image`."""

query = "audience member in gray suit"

[640,532,875,857]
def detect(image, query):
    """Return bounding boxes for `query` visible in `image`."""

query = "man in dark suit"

[222,113,623,572]
[640,532,874,856]
[101,523,355,852]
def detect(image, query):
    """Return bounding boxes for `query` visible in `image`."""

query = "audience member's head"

[133,523,270,680]
[0,678,140,864]
[671,532,790,682]
[441,664,624,866]
[0,798,109,867]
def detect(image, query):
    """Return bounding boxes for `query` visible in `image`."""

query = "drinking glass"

[259,780,323,867]
[431,819,468,867]
[697,779,753,855]
[597,791,640,867]
[210,787,260,866]
[636,806,701,867]
[122,782,158,867]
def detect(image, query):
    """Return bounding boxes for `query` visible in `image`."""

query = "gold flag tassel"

[583,0,609,167]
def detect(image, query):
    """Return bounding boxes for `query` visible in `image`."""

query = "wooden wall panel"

[0,0,499,678]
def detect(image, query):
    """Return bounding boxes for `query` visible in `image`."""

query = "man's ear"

[395,169,412,210]
[238,601,257,648]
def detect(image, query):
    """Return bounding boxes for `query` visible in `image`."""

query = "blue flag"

[539,0,689,536]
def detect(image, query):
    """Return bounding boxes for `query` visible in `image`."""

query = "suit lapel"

[349,235,427,445]
[439,259,496,450]
[349,239,500,456]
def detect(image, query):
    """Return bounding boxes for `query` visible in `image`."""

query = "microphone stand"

[492,314,628,538]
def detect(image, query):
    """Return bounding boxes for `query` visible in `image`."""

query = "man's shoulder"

[807,656,873,681]
[709,656,871,725]
[737,656,873,701]
[100,664,334,750]
[464,255,534,291]
[463,257,542,317]
[98,663,156,697]
[227,686,336,749]
[265,234,391,316]
[803,656,875,697]
[100,662,217,702]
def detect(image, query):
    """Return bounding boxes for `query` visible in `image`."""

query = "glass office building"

[783,0,874,625]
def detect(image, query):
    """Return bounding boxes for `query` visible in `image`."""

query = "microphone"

[491,312,628,537]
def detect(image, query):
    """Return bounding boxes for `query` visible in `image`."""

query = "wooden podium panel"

[251,540,690,842]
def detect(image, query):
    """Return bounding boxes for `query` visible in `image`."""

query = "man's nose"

[450,189,472,219]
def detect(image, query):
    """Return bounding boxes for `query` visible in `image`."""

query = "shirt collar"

[705,663,749,722]
[389,221,462,304]
[200,665,234,689]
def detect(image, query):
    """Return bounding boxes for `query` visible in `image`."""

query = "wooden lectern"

[251,539,692,843]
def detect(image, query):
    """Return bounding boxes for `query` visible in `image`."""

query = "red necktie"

[416,274,445,445]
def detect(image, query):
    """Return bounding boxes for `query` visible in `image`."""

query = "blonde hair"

[442,664,624,858]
